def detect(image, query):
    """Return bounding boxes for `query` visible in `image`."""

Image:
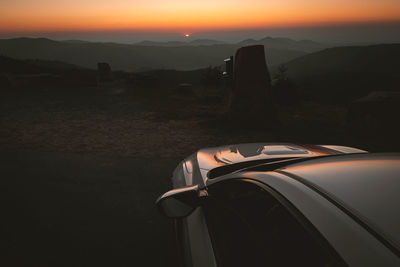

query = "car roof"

[199,143,366,180]
[199,143,364,168]
[276,153,400,254]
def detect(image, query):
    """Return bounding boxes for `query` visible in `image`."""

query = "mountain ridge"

[280,43,400,103]
[0,37,317,71]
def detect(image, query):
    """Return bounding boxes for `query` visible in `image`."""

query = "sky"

[1,0,400,43]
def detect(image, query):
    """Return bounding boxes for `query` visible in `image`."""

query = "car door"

[202,179,346,267]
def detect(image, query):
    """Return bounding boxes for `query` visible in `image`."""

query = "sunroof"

[263,145,309,155]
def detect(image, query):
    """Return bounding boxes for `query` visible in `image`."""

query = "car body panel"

[278,153,400,253]
[185,207,218,267]
[223,171,400,266]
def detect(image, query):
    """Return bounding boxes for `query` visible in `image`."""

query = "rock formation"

[228,45,277,125]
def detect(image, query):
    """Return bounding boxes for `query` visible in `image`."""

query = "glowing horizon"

[1,0,400,33]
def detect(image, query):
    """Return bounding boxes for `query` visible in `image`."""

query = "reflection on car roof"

[279,153,400,253]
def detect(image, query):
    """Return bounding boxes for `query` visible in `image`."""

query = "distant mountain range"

[0,37,328,71]
[134,37,328,52]
[2,41,399,104]
[282,44,400,103]
[135,39,227,46]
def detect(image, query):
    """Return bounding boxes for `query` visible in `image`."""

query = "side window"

[203,180,342,267]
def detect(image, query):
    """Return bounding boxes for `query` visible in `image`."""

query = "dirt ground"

[0,85,357,159]
[0,84,373,266]
[1,86,268,158]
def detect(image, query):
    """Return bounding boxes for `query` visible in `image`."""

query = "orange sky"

[1,0,400,32]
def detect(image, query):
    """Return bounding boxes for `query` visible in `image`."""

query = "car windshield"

[203,180,344,267]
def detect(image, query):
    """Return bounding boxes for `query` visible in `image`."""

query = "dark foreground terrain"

[0,84,274,267]
[1,149,179,267]
[0,70,398,266]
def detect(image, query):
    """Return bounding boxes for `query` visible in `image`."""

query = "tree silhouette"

[273,65,299,105]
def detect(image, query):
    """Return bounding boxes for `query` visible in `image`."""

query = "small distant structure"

[225,45,277,124]
[97,62,113,82]
[223,56,234,80]
[223,56,234,91]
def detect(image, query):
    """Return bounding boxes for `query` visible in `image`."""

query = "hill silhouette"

[0,55,80,74]
[0,37,325,71]
[281,44,400,103]
[0,55,96,89]
[238,36,328,53]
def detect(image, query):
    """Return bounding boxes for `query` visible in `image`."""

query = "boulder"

[347,91,400,149]
[0,75,11,90]
[97,62,113,82]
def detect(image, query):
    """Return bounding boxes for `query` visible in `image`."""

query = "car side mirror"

[156,185,207,218]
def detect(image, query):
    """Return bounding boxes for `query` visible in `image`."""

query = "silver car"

[156,143,400,267]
